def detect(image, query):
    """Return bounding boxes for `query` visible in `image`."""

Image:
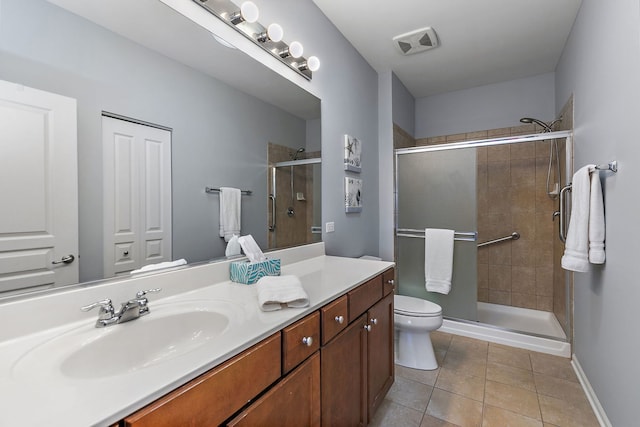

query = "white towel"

[130,258,187,275]
[425,228,455,294]
[561,165,606,272]
[219,187,241,242]
[256,275,310,312]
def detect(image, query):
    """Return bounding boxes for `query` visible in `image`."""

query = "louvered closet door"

[102,116,172,277]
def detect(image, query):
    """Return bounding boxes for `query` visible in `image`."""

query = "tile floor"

[371,331,600,427]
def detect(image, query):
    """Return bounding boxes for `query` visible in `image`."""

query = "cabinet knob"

[364,324,372,332]
[370,318,378,325]
[302,336,313,347]
[334,315,344,324]
[387,279,395,285]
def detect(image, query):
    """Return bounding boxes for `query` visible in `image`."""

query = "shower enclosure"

[395,130,573,352]
[267,144,321,249]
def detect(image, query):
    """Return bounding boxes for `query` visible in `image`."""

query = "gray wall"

[414,72,556,138]
[256,0,380,258]
[0,0,307,282]
[392,73,416,136]
[378,72,394,261]
[556,0,640,424]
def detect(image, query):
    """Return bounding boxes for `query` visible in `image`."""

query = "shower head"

[519,117,562,133]
[292,147,306,160]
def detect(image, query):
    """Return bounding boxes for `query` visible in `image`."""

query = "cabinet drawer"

[123,333,281,427]
[348,275,383,323]
[282,311,320,374]
[320,295,348,345]
[382,268,395,296]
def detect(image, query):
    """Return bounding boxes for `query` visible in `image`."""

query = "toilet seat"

[394,295,442,317]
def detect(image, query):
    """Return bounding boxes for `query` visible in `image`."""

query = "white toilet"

[394,294,443,370]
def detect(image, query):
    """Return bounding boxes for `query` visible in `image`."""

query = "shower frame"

[394,130,573,344]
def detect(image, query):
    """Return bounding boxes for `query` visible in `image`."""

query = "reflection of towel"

[256,275,310,311]
[425,228,455,294]
[562,165,606,272]
[219,187,241,242]
[130,259,187,275]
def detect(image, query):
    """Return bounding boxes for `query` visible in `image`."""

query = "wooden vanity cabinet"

[366,292,394,420]
[282,311,320,374]
[320,295,348,345]
[122,333,281,427]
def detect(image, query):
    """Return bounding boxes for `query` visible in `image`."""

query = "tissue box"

[230,258,281,284]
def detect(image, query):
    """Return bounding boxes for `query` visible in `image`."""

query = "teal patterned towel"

[230,258,281,284]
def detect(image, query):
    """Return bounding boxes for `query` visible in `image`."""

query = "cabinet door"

[367,292,394,420]
[227,352,320,427]
[382,268,395,296]
[321,314,368,427]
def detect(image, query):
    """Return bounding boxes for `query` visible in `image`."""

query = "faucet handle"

[135,288,162,298]
[81,299,115,320]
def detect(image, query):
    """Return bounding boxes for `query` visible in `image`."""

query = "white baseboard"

[571,354,611,427]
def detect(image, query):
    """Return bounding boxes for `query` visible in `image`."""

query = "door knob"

[52,254,75,265]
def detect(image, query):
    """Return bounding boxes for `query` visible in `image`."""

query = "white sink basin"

[12,300,243,380]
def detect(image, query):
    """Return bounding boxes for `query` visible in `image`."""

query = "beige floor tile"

[387,375,434,412]
[435,367,485,401]
[396,364,439,386]
[432,331,453,352]
[538,394,599,427]
[484,380,541,420]
[421,414,462,427]
[442,351,487,378]
[448,336,489,357]
[369,398,425,427]
[488,343,532,371]
[482,404,543,427]
[529,353,578,382]
[534,373,589,407]
[426,389,483,427]
[486,361,536,392]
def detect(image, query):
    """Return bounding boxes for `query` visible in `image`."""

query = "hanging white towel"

[561,165,606,272]
[130,259,187,275]
[425,228,455,294]
[219,187,241,242]
[256,275,310,312]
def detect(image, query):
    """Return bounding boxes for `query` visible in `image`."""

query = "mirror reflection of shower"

[268,143,321,249]
[519,117,563,199]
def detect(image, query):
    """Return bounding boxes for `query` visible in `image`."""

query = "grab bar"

[477,232,520,248]
[268,194,276,231]
[558,183,572,243]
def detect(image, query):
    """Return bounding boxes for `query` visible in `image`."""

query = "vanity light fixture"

[256,23,284,43]
[194,0,319,80]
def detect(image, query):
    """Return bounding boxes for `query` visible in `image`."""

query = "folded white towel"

[562,165,606,272]
[256,275,310,312]
[219,187,241,242]
[130,258,187,275]
[425,228,455,294]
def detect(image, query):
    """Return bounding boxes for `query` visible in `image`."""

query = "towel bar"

[205,187,252,195]
[395,228,477,242]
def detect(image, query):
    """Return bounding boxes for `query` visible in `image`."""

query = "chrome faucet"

[81,288,161,328]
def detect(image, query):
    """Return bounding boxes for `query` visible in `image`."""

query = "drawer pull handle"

[302,336,313,347]
[364,324,372,332]
[387,279,395,285]
[334,315,344,324]
[370,318,378,325]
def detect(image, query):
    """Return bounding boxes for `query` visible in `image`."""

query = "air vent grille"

[392,27,439,56]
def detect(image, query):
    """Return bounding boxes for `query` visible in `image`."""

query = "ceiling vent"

[392,27,439,56]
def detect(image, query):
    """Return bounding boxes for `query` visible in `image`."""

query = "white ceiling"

[312,0,582,98]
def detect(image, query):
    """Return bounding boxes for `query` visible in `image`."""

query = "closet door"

[102,116,172,277]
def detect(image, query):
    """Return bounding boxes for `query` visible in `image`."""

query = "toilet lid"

[394,294,442,317]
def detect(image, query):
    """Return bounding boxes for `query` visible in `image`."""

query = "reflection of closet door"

[102,116,172,277]
[0,79,79,294]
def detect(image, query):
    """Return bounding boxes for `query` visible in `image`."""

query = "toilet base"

[395,329,438,371]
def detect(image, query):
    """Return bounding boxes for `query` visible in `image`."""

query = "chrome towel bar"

[396,228,478,242]
[205,187,252,195]
[477,232,520,248]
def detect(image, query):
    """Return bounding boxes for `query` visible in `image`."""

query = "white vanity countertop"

[0,244,393,426]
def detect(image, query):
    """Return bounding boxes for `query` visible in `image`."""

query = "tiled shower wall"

[395,123,563,313]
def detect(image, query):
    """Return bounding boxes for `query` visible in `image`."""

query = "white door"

[102,116,172,277]
[0,80,79,294]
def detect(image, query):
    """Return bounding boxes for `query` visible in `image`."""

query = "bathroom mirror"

[0,0,321,296]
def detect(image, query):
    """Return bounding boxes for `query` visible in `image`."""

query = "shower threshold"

[477,302,567,339]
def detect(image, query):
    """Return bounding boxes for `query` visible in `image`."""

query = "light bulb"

[307,56,320,71]
[289,41,304,58]
[240,1,259,23]
[267,23,283,43]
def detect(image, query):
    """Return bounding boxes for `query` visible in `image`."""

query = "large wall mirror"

[0,0,321,297]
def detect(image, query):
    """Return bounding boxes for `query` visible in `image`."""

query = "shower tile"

[511,186,536,213]
[467,130,488,140]
[511,213,536,240]
[488,145,510,162]
[487,186,511,214]
[489,290,511,305]
[446,133,467,143]
[510,142,536,159]
[478,263,489,289]
[487,127,511,138]
[488,242,512,265]
[487,161,511,187]
[511,124,536,135]
[478,288,489,302]
[535,212,554,242]
[536,296,553,312]
[488,265,511,291]
[510,158,537,187]
[511,293,537,309]
[512,240,536,267]
[535,268,553,297]
[477,164,488,188]
[511,266,535,294]
[535,140,551,158]
[478,247,489,264]
[476,146,488,164]
[534,242,553,267]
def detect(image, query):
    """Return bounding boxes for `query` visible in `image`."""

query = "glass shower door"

[396,148,478,321]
